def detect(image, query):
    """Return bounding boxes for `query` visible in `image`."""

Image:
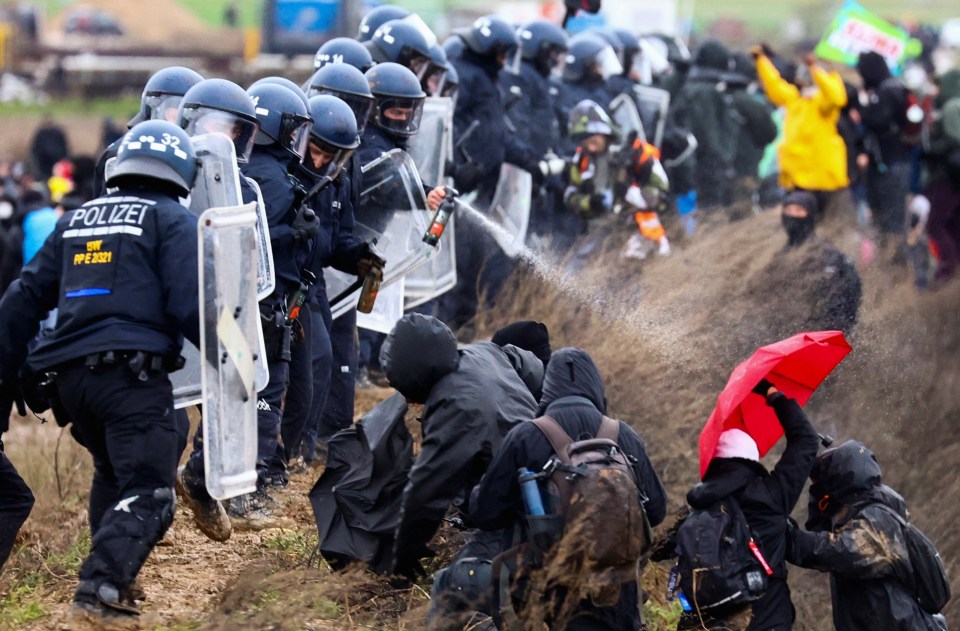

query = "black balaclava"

[491,320,551,367]
[782,190,818,247]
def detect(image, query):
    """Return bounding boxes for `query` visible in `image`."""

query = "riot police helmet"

[247,83,313,161]
[517,20,569,76]
[177,78,259,163]
[357,5,410,42]
[568,99,615,142]
[106,120,198,196]
[133,66,204,126]
[367,19,432,77]
[442,34,465,61]
[314,37,375,72]
[589,27,626,68]
[613,29,641,71]
[562,33,622,83]
[459,16,520,71]
[303,95,360,180]
[365,62,426,138]
[248,76,310,108]
[306,63,374,134]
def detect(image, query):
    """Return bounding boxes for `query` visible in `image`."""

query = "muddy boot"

[227,491,286,531]
[73,580,141,618]
[175,465,232,542]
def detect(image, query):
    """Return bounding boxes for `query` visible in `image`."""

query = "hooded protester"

[924,69,960,284]
[379,314,541,580]
[753,47,849,212]
[670,40,741,209]
[856,51,911,258]
[467,348,667,631]
[492,320,552,368]
[679,379,820,630]
[788,440,949,631]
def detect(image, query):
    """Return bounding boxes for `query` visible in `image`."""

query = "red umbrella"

[699,331,852,479]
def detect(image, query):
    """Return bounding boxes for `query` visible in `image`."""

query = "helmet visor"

[182,107,259,162]
[281,114,313,161]
[596,46,624,79]
[501,46,522,75]
[309,89,373,134]
[638,39,671,77]
[421,64,448,97]
[372,96,424,137]
[144,94,183,123]
[305,138,355,180]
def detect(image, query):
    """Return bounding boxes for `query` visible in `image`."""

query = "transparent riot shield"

[171,134,269,408]
[356,277,406,334]
[404,214,457,310]
[485,163,532,258]
[198,203,260,500]
[610,93,647,145]
[407,97,454,187]
[632,85,671,149]
[326,149,435,321]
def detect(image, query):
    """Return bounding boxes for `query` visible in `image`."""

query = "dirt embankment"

[2,205,959,630]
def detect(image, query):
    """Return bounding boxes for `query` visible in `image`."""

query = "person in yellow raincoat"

[752,47,848,214]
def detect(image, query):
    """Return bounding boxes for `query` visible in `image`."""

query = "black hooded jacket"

[379,314,540,565]
[857,51,909,166]
[789,441,947,631]
[685,393,819,630]
[470,348,667,631]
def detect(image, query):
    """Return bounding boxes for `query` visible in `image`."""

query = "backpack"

[529,415,652,593]
[674,495,772,614]
[878,505,951,614]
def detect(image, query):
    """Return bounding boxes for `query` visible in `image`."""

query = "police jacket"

[791,441,946,631]
[501,60,562,159]
[299,168,365,303]
[470,347,667,631]
[241,146,305,301]
[686,393,819,630]
[0,185,200,378]
[452,51,535,195]
[379,314,539,564]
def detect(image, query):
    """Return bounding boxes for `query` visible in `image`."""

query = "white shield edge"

[408,97,454,187]
[486,164,532,258]
[355,277,406,334]
[632,85,671,149]
[609,92,647,145]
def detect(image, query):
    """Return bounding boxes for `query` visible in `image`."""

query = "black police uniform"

[0,184,199,601]
[0,448,34,569]
[283,166,365,465]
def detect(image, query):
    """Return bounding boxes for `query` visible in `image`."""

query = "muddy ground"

[2,201,959,630]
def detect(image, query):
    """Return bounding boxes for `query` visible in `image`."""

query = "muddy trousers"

[0,450,34,569]
[54,361,178,598]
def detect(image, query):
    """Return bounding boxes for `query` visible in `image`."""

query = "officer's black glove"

[0,379,26,421]
[356,242,386,279]
[589,191,612,215]
[752,378,775,398]
[291,204,320,241]
[450,159,485,192]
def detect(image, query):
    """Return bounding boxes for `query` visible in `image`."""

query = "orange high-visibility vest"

[634,210,665,242]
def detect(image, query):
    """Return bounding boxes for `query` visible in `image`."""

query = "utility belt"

[259,303,293,363]
[81,350,185,379]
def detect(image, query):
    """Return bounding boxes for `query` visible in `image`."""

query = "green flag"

[814,0,922,75]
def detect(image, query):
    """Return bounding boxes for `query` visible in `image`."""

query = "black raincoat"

[789,440,948,631]
[470,347,667,630]
[379,314,540,572]
[685,393,820,630]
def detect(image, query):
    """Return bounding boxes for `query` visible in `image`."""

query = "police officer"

[94,66,203,197]
[0,120,200,617]
[364,18,432,75]
[355,62,446,386]
[293,95,381,465]
[313,36,375,73]
[503,20,569,240]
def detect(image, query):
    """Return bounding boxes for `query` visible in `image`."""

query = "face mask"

[0,201,12,220]
[782,214,815,246]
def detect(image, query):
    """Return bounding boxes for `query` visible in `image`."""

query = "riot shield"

[171,135,269,408]
[485,164,532,258]
[326,149,435,321]
[407,97,454,187]
[632,85,671,149]
[610,92,647,145]
[198,203,260,500]
[356,277,406,334]
[404,214,457,310]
